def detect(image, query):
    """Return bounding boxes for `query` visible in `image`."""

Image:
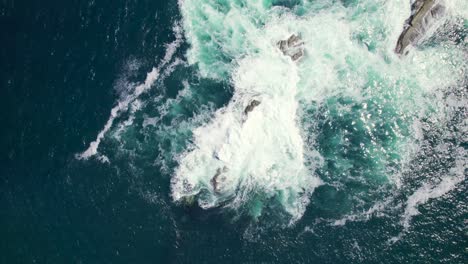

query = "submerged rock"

[181,195,196,205]
[395,0,446,55]
[277,34,304,61]
[211,166,228,193]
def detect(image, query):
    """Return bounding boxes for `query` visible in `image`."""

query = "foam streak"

[77,23,183,160]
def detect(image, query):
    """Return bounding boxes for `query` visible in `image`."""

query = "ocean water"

[1,0,467,263]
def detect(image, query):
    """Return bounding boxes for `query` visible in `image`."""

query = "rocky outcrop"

[277,34,304,61]
[395,0,446,55]
[244,100,261,115]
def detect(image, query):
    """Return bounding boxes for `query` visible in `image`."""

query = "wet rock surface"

[277,34,304,61]
[395,0,446,55]
[211,166,228,193]
[244,100,261,115]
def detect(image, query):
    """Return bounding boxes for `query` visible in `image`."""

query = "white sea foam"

[401,152,466,228]
[77,67,160,160]
[172,51,323,220]
[77,23,183,160]
[172,0,467,221]
[331,197,396,226]
[78,0,467,224]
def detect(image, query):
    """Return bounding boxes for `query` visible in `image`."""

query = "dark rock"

[211,166,228,193]
[244,100,261,115]
[291,50,304,61]
[277,34,304,61]
[395,0,446,55]
[287,34,302,47]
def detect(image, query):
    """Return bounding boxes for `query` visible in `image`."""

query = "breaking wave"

[171,0,466,222]
[79,0,467,225]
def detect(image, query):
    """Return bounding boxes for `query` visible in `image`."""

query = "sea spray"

[172,0,467,222]
[79,0,467,225]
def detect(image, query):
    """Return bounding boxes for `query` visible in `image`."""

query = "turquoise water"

[2,0,467,262]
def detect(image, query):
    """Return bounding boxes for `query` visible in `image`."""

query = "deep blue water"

[1,0,467,263]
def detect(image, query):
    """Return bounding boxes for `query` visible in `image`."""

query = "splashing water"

[170,0,466,222]
[80,0,467,225]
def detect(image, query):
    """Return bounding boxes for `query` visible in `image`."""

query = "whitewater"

[80,0,467,227]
